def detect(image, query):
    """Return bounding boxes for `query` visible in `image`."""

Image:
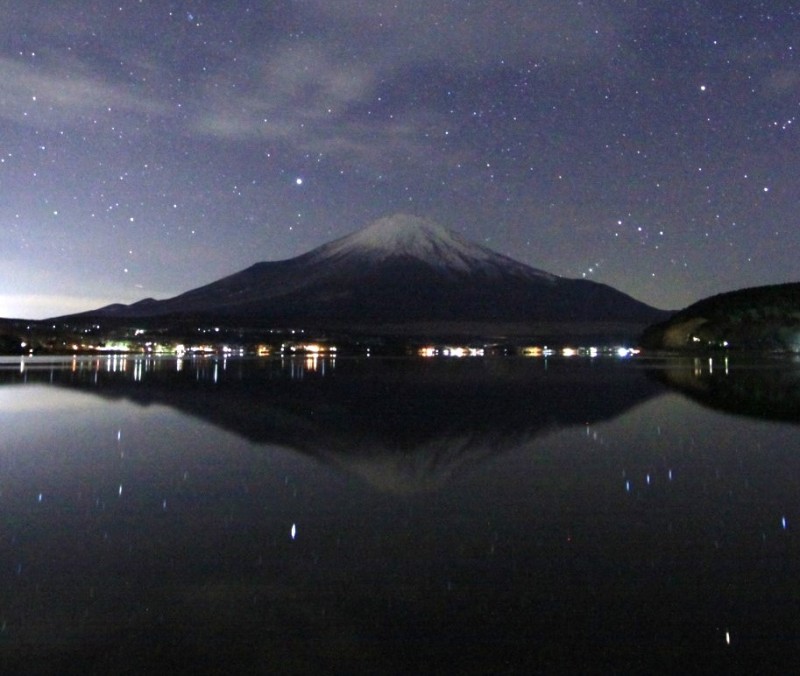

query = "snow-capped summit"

[68,214,667,330]
[311,213,553,279]
[331,214,454,253]
[317,214,489,267]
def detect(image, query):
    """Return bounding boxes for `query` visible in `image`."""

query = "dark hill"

[641,282,800,351]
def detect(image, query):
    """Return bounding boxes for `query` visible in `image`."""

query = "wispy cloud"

[0,1,626,166]
[0,56,170,129]
[189,44,378,142]
[181,2,626,162]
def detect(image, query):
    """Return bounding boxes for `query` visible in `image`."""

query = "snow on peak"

[310,214,556,279]
[345,215,479,259]
[351,214,449,247]
[316,214,488,270]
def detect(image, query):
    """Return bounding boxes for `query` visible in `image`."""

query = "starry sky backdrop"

[2,1,798,318]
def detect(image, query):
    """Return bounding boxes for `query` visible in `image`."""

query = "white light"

[291,523,297,540]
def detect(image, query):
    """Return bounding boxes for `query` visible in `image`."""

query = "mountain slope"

[641,282,800,351]
[71,214,667,327]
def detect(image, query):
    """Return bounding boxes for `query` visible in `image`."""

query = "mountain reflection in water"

[2,355,664,492]
[1,354,800,674]
[651,355,800,423]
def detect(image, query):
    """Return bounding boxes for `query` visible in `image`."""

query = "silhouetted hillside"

[642,282,800,351]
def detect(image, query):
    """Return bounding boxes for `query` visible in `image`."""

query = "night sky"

[2,2,798,319]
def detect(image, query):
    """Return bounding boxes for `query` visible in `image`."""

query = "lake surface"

[1,353,799,673]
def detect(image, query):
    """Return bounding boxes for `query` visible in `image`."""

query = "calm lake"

[1,353,799,673]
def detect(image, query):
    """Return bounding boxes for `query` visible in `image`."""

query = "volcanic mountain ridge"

[67,214,667,330]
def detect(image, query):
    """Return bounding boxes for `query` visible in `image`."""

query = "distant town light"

[419,345,484,358]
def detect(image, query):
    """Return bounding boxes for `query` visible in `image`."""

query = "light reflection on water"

[3,352,342,382]
[0,355,799,673]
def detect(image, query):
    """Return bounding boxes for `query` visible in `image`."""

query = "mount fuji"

[69,214,668,332]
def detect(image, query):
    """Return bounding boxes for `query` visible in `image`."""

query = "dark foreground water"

[0,353,799,674]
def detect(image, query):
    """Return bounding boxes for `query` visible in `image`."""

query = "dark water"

[0,354,799,674]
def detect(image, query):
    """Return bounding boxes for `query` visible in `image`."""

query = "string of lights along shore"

[1,2,798,318]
